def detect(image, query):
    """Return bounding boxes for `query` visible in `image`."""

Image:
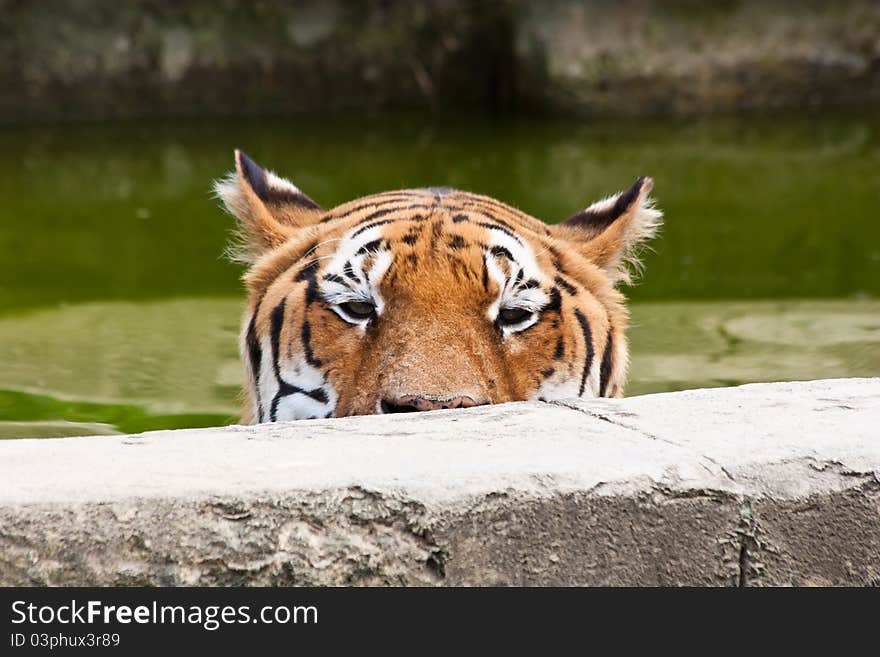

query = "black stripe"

[554,335,565,360]
[447,235,467,250]
[266,295,331,421]
[295,259,320,304]
[301,320,323,367]
[452,214,469,223]
[477,221,523,244]
[245,301,263,423]
[342,261,359,282]
[547,245,566,273]
[349,205,434,236]
[323,273,347,286]
[554,275,577,295]
[279,381,329,404]
[599,332,614,397]
[520,278,540,290]
[545,287,562,314]
[269,298,287,380]
[320,194,418,222]
[574,309,595,397]
[541,367,555,379]
[489,245,514,261]
[350,217,396,238]
[271,382,327,422]
[475,213,516,232]
[402,233,419,245]
[355,239,384,256]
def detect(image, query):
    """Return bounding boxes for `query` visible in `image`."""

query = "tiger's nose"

[380,395,480,414]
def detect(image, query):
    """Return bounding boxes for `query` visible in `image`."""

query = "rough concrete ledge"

[1,379,878,587]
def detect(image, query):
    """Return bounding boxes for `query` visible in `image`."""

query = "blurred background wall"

[2,0,879,122]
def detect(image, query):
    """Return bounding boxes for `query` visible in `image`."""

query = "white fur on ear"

[558,177,662,286]
[212,150,323,263]
[264,169,304,197]
[603,187,662,285]
[212,171,248,221]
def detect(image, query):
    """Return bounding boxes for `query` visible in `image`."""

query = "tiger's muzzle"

[380,394,482,414]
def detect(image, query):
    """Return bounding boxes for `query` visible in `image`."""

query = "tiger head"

[215,151,661,423]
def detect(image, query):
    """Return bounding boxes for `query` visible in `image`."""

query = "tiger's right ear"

[213,150,323,261]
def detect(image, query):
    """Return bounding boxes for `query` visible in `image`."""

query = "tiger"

[214,150,661,423]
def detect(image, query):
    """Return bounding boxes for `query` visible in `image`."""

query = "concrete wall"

[1,378,878,586]
[3,0,879,121]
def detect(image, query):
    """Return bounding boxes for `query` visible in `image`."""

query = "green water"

[1,112,878,438]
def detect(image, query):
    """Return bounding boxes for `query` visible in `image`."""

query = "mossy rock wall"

[2,0,879,121]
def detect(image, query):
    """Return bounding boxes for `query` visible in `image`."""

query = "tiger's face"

[215,151,661,423]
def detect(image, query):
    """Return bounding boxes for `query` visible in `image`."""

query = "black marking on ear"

[295,259,320,304]
[554,335,565,360]
[238,151,321,210]
[245,301,263,423]
[574,309,595,397]
[545,287,562,314]
[447,234,467,250]
[452,214,469,223]
[301,320,323,368]
[267,186,321,210]
[489,245,514,261]
[239,151,269,201]
[564,177,647,230]
[554,275,577,295]
[600,332,614,397]
[541,367,555,379]
[356,239,384,256]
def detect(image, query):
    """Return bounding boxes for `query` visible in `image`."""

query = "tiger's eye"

[498,307,532,325]
[340,300,375,320]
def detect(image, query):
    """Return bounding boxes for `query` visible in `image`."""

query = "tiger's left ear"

[552,176,662,286]
[213,150,324,262]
